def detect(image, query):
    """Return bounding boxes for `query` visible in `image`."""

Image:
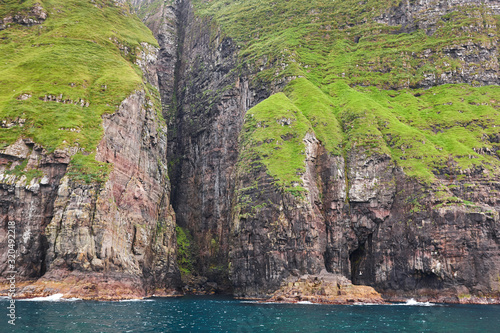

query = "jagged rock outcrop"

[230,133,328,296]
[42,87,179,298]
[377,0,500,32]
[0,3,47,31]
[266,271,383,304]
[0,141,71,280]
[0,86,180,300]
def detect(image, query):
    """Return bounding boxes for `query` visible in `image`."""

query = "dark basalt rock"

[143,0,500,300]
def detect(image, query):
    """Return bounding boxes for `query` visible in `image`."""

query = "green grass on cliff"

[329,82,500,181]
[0,0,158,180]
[284,78,343,155]
[176,225,194,276]
[241,77,499,189]
[195,0,500,190]
[193,0,497,88]
[239,92,312,194]
[0,0,39,18]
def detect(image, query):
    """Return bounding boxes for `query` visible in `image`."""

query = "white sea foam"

[20,294,81,302]
[119,299,154,302]
[400,298,435,306]
[296,301,314,305]
[353,298,436,306]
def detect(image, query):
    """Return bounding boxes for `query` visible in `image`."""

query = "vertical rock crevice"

[138,0,270,292]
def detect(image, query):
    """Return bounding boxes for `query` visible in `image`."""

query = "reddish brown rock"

[0,42,180,298]
[265,271,384,305]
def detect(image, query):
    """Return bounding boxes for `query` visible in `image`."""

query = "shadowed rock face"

[137,0,270,290]
[0,141,69,279]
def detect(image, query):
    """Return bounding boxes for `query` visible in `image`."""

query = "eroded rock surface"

[266,270,384,304]
[0,41,180,299]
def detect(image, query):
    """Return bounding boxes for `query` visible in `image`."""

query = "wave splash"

[398,298,436,306]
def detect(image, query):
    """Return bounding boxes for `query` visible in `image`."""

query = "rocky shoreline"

[0,271,180,301]
[4,270,499,304]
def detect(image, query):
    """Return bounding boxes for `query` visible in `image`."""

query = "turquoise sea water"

[1,295,499,332]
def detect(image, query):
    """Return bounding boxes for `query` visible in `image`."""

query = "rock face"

[230,133,329,296]
[135,0,269,290]
[0,16,179,298]
[266,271,384,304]
[134,0,500,301]
[42,87,179,298]
[376,0,500,88]
[0,141,70,280]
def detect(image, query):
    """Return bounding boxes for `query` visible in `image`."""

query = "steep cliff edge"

[135,0,500,301]
[134,0,270,292]
[0,0,179,299]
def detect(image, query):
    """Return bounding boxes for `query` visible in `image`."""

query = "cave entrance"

[350,243,366,285]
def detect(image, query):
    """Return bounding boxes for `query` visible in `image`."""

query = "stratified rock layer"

[0,2,180,298]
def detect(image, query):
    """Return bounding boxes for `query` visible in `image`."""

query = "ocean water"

[1,295,499,332]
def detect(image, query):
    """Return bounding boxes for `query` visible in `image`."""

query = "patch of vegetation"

[192,0,499,189]
[240,76,499,190]
[5,158,44,183]
[0,0,159,177]
[284,78,343,155]
[0,0,39,18]
[330,82,500,182]
[239,92,312,194]
[66,152,110,184]
[176,225,194,276]
[192,0,497,88]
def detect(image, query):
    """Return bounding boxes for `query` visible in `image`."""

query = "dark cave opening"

[350,243,366,285]
[350,234,373,285]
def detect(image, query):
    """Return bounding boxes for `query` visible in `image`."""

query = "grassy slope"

[239,92,312,194]
[0,0,159,181]
[193,0,500,192]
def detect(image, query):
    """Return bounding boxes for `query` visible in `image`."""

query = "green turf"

[0,0,160,181]
[239,92,311,194]
[194,0,499,190]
